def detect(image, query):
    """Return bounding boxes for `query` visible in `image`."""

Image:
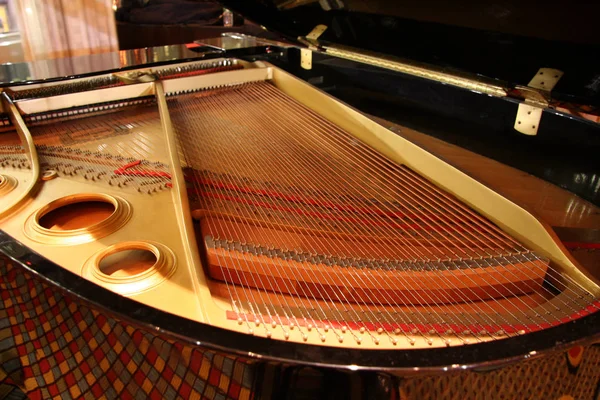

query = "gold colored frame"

[1,60,597,349]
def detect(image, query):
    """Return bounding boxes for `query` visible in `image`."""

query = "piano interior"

[1,58,598,350]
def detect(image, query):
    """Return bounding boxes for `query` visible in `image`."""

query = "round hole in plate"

[0,174,18,196]
[25,194,132,245]
[38,200,116,230]
[98,248,158,277]
[82,241,176,295]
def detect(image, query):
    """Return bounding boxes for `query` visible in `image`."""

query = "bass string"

[173,92,368,344]
[172,110,261,335]
[175,86,524,342]
[257,82,595,313]
[243,82,584,324]
[187,91,442,344]
[205,86,552,340]
[240,86,564,324]
[171,100,320,342]
[185,83,512,318]
[261,85,516,253]
[241,86,564,334]
[205,89,533,343]
[234,83,552,330]
[251,81,592,312]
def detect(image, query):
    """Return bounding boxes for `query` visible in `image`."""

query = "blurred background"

[0,0,255,64]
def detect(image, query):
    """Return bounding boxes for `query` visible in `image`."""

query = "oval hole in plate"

[38,201,115,230]
[98,249,157,277]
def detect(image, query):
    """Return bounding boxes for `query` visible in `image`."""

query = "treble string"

[28,103,171,192]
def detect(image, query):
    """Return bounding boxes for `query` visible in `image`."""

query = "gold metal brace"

[0,92,40,219]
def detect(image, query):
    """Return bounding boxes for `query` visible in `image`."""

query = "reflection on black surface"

[0,45,209,86]
[328,86,600,207]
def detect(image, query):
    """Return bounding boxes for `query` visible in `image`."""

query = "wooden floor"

[372,116,600,278]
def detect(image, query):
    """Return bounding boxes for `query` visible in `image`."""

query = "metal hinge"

[300,25,328,70]
[514,68,563,135]
[300,49,313,70]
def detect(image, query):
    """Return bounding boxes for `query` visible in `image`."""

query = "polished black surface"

[0,45,199,86]
[0,43,275,87]
[1,230,599,371]
[219,0,600,107]
[265,50,600,207]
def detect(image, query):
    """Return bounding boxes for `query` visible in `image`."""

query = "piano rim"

[2,230,599,372]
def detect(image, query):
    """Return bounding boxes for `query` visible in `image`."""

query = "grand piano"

[1,1,599,399]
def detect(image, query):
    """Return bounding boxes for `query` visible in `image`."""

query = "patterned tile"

[2,253,600,399]
[0,256,255,399]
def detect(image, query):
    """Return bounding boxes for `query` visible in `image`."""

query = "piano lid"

[218,0,600,108]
